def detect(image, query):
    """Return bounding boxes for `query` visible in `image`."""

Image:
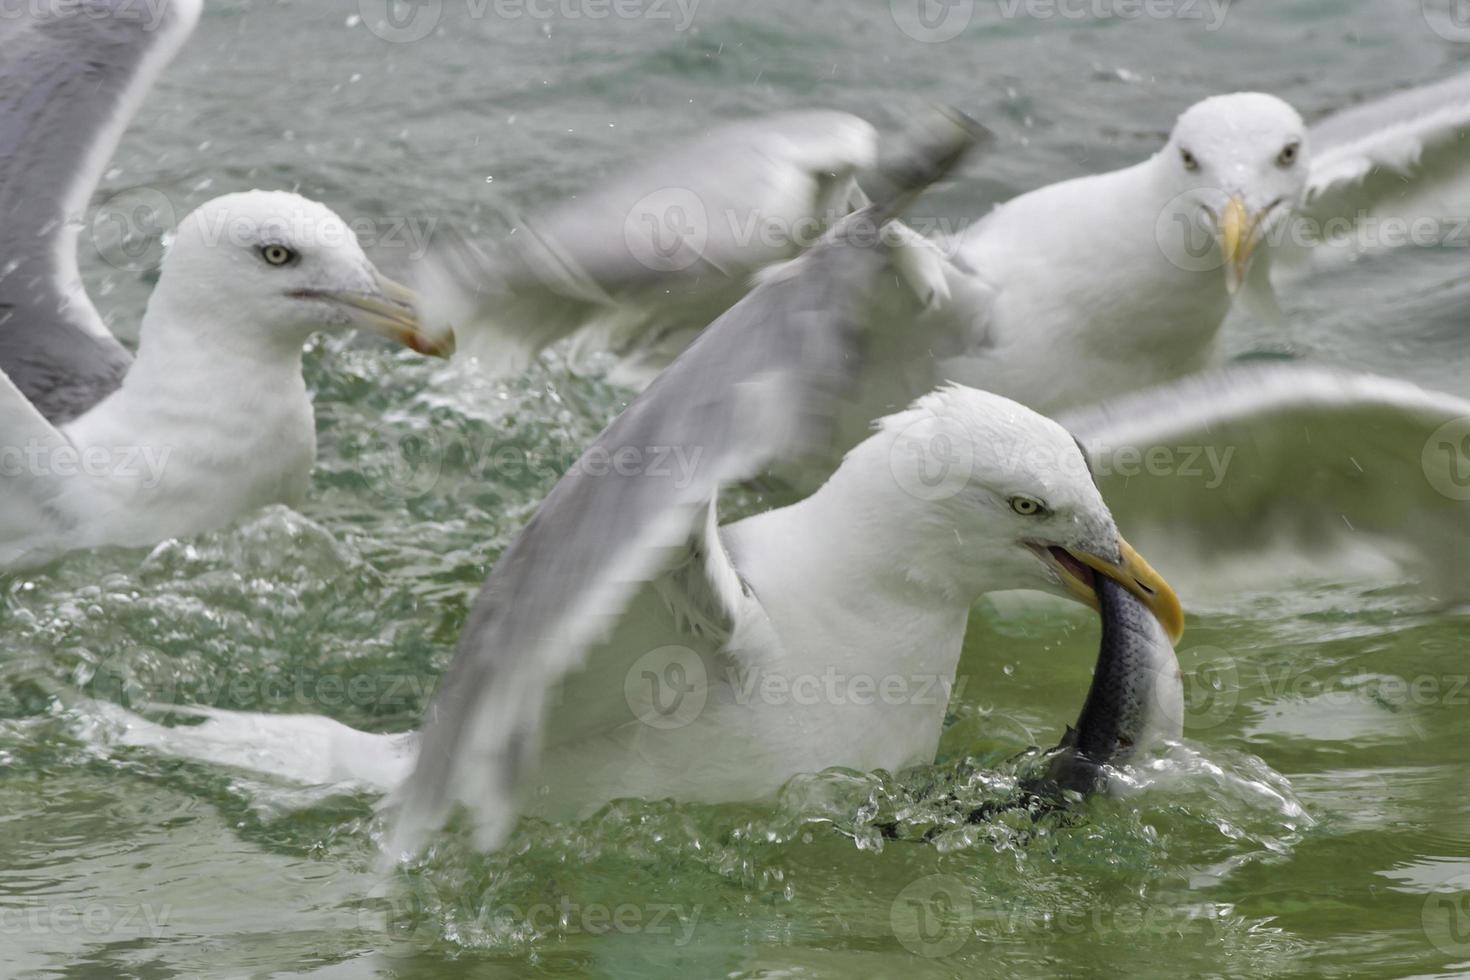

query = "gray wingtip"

[869,105,993,221]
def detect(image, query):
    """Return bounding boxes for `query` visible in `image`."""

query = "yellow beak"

[318,270,456,358]
[1052,539,1185,644]
[1217,194,1271,295]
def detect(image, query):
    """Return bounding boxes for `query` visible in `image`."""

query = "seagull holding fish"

[0,0,448,569]
[100,119,1187,859]
[101,102,1470,856]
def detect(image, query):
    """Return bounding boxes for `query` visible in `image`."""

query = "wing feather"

[0,0,200,422]
[1061,364,1470,598]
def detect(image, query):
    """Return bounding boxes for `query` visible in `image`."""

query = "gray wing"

[1060,364,1470,599]
[0,0,200,423]
[418,110,919,382]
[387,114,985,854]
[1284,71,1470,277]
[390,216,888,856]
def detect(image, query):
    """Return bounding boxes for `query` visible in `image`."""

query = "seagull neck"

[123,284,307,383]
[80,298,311,441]
[748,458,992,615]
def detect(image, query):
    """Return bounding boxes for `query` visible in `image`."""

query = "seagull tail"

[83,699,417,793]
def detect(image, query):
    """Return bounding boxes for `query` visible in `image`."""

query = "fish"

[874,576,1183,839]
[1027,574,1185,802]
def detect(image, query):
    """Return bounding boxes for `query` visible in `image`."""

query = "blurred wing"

[390,216,890,857]
[0,366,75,561]
[1060,364,1470,598]
[419,110,986,383]
[392,116,983,857]
[0,0,200,423]
[1283,71,1470,277]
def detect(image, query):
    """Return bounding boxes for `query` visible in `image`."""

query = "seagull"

[423,75,1470,420]
[101,204,1184,858]
[93,120,1182,856]
[96,120,1470,855]
[0,0,449,568]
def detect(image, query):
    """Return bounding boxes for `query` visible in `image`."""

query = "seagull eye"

[1009,496,1047,517]
[1277,141,1300,167]
[259,244,297,267]
[1180,148,1199,172]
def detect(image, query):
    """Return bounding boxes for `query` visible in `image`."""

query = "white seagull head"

[145,191,451,358]
[865,385,1184,639]
[1157,92,1308,292]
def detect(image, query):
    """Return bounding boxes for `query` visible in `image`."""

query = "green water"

[6,0,1470,976]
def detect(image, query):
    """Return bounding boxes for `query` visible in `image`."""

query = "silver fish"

[1032,574,1184,799]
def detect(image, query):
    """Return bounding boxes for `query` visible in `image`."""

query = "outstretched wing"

[1060,364,1470,599]
[0,0,201,423]
[418,110,986,385]
[389,117,984,857]
[1284,71,1470,277]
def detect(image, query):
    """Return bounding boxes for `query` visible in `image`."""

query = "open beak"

[1212,194,1277,295]
[308,270,455,357]
[1037,539,1185,644]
